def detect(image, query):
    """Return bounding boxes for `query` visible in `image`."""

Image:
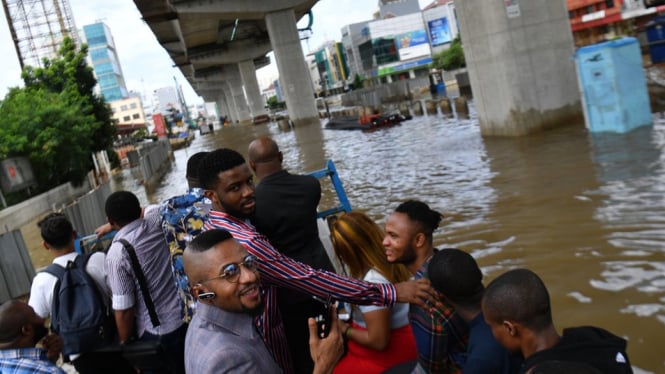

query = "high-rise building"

[313,41,349,95]
[2,0,80,68]
[82,22,128,102]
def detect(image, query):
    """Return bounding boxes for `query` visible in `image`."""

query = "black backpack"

[43,253,116,356]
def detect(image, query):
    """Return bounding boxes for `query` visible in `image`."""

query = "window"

[123,116,130,122]
[120,105,128,111]
[132,113,140,119]
[605,0,614,8]
[130,103,138,109]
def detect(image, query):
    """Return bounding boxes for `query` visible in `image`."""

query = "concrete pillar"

[217,93,233,123]
[455,0,582,136]
[238,60,267,119]
[265,9,319,127]
[226,69,251,123]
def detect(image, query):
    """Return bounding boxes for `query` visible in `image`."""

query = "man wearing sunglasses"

[197,148,438,373]
[183,229,344,374]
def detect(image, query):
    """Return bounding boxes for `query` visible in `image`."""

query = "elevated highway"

[133,0,320,125]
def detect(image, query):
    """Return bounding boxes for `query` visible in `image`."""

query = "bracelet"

[344,326,352,338]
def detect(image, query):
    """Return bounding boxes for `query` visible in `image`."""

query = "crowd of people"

[0,137,634,374]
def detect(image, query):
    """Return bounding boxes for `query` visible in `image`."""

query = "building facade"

[109,96,147,135]
[313,41,349,95]
[422,0,459,55]
[82,22,128,102]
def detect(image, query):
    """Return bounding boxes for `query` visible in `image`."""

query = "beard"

[393,246,418,266]
[220,200,253,219]
[243,298,265,317]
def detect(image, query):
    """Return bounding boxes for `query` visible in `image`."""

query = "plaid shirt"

[205,210,398,374]
[410,255,469,374]
[0,348,66,374]
[159,188,212,322]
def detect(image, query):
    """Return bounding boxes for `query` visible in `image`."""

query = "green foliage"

[431,37,466,71]
[266,95,279,109]
[0,37,116,191]
[351,74,365,90]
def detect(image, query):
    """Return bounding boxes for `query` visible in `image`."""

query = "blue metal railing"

[308,160,352,219]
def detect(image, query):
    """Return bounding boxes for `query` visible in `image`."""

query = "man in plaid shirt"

[384,200,469,373]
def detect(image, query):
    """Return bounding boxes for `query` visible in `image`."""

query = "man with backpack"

[28,213,134,374]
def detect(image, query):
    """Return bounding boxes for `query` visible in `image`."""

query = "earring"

[198,292,216,300]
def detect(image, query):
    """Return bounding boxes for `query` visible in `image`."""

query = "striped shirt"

[0,348,65,374]
[205,210,398,373]
[106,205,184,338]
[410,255,469,374]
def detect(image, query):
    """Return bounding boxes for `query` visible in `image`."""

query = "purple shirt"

[105,205,183,337]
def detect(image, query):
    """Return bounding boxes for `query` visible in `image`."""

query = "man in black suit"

[248,137,336,374]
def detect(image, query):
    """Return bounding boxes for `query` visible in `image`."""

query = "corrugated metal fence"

[139,140,171,184]
[64,183,111,237]
[0,230,35,303]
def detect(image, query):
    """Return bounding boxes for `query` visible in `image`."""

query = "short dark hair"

[395,200,442,242]
[105,191,141,226]
[428,248,483,307]
[186,152,210,179]
[483,269,553,332]
[37,213,73,249]
[198,148,246,190]
[187,229,233,253]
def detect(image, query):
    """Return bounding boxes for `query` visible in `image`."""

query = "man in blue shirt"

[0,300,65,374]
[428,249,520,373]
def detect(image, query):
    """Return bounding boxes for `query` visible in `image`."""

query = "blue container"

[575,37,652,133]
[646,16,665,64]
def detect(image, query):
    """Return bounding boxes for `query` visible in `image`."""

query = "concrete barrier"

[440,99,453,117]
[0,181,92,234]
[412,101,424,116]
[399,102,411,117]
[425,100,438,115]
[454,97,470,119]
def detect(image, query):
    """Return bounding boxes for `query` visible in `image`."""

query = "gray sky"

[0,0,431,105]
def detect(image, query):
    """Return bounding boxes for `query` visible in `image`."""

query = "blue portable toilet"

[646,16,665,64]
[575,37,652,133]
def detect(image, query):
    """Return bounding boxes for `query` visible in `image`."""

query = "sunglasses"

[200,254,259,284]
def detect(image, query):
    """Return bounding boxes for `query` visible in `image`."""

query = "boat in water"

[325,112,411,131]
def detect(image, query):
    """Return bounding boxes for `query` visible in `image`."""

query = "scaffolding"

[1,0,79,69]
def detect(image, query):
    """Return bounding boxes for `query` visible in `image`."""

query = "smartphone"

[312,295,333,338]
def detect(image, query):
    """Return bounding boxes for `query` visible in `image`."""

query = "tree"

[22,37,116,153]
[351,74,365,90]
[0,37,116,191]
[432,37,466,71]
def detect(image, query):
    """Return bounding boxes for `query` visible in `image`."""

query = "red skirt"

[333,322,417,374]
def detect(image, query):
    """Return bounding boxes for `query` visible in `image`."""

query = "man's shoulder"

[525,326,631,374]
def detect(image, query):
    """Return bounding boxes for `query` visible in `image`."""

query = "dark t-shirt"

[522,326,632,374]
[463,313,522,374]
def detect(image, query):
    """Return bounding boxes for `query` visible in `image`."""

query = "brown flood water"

[96,105,665,372]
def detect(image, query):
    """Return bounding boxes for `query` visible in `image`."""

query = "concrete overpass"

[133,0,320,126]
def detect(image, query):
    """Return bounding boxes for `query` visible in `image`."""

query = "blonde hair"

[330,211,411,283]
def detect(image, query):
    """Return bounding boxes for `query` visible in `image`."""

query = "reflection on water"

[119,104,665,372]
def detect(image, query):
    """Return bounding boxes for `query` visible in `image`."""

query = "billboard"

[428,17,452,46]
[396,29,430,61]
[0,157,36,193]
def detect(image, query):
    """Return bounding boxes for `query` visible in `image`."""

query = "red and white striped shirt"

[205,210,397,373]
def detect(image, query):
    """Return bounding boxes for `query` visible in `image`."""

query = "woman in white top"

[330,212,417,374]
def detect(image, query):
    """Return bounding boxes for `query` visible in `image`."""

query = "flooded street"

[122,105,664,372]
